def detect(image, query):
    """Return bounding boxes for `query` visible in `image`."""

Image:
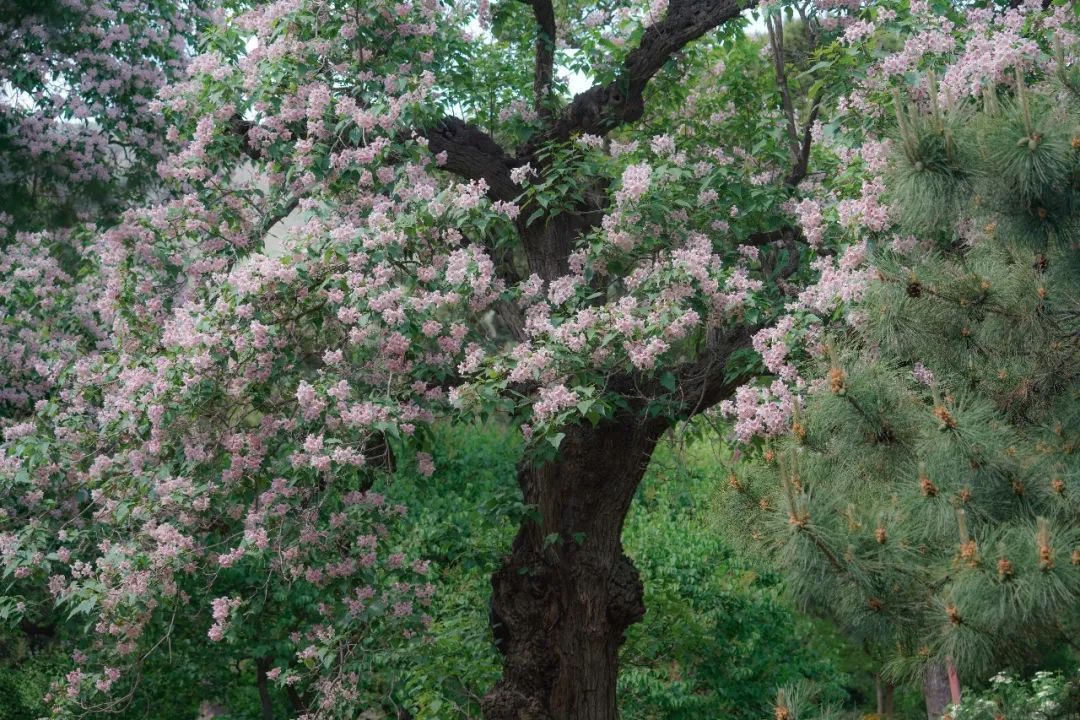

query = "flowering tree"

[0,0,222,419]
[0,0,218,232]
[0,0,895,717]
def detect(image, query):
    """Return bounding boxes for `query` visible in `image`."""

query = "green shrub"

[949,670,1080,720]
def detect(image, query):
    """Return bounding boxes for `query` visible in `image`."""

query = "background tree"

[0,0,218,418]
[718,9,1080,719]
[0,0,216,232]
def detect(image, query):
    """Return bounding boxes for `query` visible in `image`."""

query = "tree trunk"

[924,661,952,720]
[255,657,274,720]
[884,681,895,719]
[947,657,961,708]
[481,417,666,720]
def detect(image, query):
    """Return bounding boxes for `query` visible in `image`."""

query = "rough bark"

[924,661,953,720]
[525,0,752,152]
[481,417,667,720]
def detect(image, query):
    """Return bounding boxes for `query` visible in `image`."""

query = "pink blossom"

[617,163,651,205]
[533,384,579,422]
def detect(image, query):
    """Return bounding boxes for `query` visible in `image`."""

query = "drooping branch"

[522,0,754,153]
[229,114,521,202]
[517,0,556,115]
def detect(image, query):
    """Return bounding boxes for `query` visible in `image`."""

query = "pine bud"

[997,557,1015,581]
[788,510,809,529]
[1037,521,1054,570]
[828,367,846,394]
[875,526,887,544]
[1037,286,1048,299]
[791,420,807,442]
[946,604,962,625]
[867,596,884,612]
[1040,544,1054,570]
[906,273,922,298]
[727,474,741,491]
[758,498,771,511]
[1072,549,1080,566]
[957,486,972,504]
[933,405,957,430]
[1012,480,1026,497]
[920,468,938,498]
[959,540,979,567]
[1051,477,1065,494]
[774,690,791,720]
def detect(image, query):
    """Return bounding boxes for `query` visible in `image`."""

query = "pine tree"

[721,64,1080,720]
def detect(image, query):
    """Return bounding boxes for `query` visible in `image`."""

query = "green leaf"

[660,372,677,392]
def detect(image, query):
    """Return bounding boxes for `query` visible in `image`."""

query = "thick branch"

[675,324,755,416]
[518,0,556,115]
[523,0,754,152]
[421,117,521,201]
[626,325,755,422]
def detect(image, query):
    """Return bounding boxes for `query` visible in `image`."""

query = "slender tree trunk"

[876,675,896,718]
[924,661,952,720]
[481,417,666,720]
[285,686,307,717]
[255,657,274,720]
[947,657,962,708]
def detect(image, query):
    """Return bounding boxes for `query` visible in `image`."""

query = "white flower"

[510,162,536,185]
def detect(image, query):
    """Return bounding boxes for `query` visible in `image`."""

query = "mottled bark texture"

[923,662,953,720]
[481,419,666,720]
